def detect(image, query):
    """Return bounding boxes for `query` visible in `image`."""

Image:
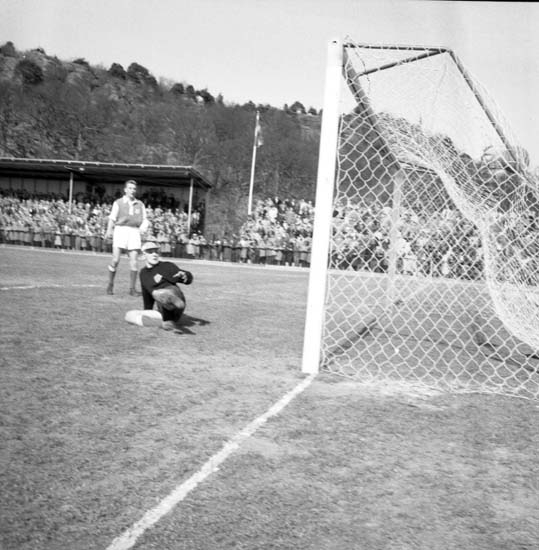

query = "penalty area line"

[106,373,317,550]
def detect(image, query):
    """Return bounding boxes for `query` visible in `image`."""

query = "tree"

[205,105,255,188]
[289,101,306,115]
[0,41,16,57]
[109,63,127,80]
[73,58,90,68]
[0,81,31,156]
[46,59,69,82]
[170,82,185,95]
[163,103,216,166]
[15,59,43,85]
[242,100,256,112]
[127,62,157,86]
[197,88,215,104]
[184,84,196,99]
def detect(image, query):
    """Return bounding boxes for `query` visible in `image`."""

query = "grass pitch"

[1,247,538,550]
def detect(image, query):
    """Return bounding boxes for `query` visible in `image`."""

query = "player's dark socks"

[107,265,116,295]
[129,270,140,296]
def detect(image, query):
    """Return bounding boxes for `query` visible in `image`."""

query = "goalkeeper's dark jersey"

[139,261,193,310]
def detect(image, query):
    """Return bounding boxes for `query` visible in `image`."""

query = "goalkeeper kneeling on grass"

[125,241,193,331]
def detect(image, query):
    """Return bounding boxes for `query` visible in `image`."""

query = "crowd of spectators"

[0,191,201,256]
[0,192,318,267]
[230,197,315,266]
[330,198,484,280]
[0,190,493,280]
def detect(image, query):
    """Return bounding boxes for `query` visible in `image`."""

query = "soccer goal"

[302,38,539,400]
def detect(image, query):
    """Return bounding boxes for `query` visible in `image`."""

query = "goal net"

[303,39,539,400]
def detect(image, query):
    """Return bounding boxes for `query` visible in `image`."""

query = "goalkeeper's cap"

[142,241,160,253]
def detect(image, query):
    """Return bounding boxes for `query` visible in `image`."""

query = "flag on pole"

[254,111,264,147]
[248,111,262,216]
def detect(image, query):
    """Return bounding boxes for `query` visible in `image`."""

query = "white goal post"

[301,39,343,373]
[302,38,539,400]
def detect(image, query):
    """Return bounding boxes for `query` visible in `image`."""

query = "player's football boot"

[161,320,180,331]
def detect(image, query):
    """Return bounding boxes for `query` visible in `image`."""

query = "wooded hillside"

[0,41,321,234]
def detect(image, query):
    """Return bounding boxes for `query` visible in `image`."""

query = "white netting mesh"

[320,41,539,399]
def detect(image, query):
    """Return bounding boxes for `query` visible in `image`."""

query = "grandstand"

[0,157,211,233]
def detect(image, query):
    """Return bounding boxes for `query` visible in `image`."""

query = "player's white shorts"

[113,225,141,251]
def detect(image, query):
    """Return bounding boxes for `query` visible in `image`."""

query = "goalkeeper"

[125,241,194,331]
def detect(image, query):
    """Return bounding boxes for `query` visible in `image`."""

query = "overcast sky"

[1,0,538,162]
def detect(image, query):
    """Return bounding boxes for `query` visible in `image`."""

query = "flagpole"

[247,110,260,216]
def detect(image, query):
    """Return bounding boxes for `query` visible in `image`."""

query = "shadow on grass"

[173,314,211,335]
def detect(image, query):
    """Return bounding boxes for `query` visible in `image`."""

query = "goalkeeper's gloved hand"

[177,271,193,284]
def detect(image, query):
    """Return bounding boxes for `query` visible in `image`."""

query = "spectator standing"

[238,235,249,263]
[54,230,62,249]
[266,233,277,265]
[223,235,232,262]
[186,235,195,259]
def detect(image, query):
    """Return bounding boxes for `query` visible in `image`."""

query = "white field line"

[0,283,101,291]
[106,373,317,550]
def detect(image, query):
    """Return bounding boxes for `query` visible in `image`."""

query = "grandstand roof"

[0,158,212,190]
